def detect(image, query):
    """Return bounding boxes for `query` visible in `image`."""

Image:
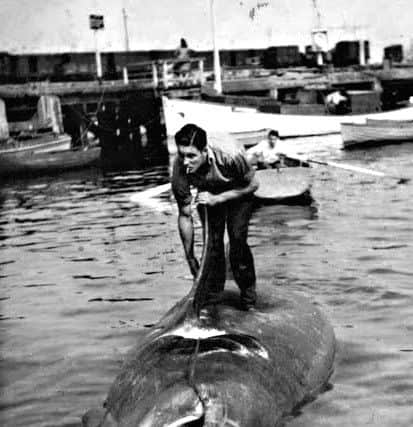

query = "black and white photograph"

[0,1,412,426]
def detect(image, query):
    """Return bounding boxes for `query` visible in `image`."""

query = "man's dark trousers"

[198,196,256,307]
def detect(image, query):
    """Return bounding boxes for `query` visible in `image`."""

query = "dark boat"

[0,132,71,155]
[0,145,101,177]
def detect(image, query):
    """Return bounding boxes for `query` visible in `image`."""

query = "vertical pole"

[152,62,159,88]
[359,40,366,66]
[199,59,205,85]
[122,7,130,83]
[123,67,129,84]
[210,0,222,94]
[0,98,9,140]
[79,103,89,148]
[162,61,169,89]
[312,1,324,66]
[122,8,130,52]
[94,29,103,79]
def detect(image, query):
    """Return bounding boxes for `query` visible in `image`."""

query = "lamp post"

[89,14,104,80]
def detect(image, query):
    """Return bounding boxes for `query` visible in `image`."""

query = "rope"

[187,205,211,405]
[193,206,212,317]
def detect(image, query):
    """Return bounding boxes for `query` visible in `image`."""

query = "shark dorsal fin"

[192,206,213,317]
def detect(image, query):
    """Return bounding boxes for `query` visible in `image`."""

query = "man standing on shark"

[172,123,259,311]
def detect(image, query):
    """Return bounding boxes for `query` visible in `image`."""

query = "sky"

[1,0,412,63]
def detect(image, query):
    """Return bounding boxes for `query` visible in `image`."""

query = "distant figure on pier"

[173,38,192,79]
[246,129,284,169]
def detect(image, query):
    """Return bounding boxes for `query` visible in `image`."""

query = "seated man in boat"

[172,123,259,311]
[246,129,285,169]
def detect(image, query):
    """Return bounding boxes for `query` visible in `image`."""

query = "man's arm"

[196,176,259,206]
[177,203,199,277]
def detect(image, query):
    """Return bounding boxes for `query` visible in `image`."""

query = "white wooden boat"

[365,118,413,128]
[340,120,413,148]
[167,128,270,155]
[162,96,413,151]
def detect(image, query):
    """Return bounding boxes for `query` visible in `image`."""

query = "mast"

[210,0,222,94]
[311,0,325,66]
[312,0,322,28]
[122,7,130,84]
[122,7,130,52]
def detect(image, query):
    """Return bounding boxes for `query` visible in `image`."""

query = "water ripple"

[1,149,412,427]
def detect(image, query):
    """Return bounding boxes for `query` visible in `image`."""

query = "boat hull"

[254,168,312,205]
[129,165,312,206]
[162,96,413,146]
[0,133,71,154]
[0,146,101,177]
[340,121,413,148]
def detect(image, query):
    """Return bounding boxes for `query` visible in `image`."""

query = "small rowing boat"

[254,167,312,205]
[130,165,312,207]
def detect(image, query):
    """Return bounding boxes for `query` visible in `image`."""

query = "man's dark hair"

[268,129,279,138]
[175,124,207,151]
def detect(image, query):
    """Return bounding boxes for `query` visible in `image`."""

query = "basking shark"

[83,209,336,427]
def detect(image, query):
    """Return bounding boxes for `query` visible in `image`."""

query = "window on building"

[28,56,38,74]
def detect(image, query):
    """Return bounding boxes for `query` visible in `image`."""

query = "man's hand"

[196,191,222,206]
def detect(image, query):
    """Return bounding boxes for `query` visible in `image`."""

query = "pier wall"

[0,84,169,170]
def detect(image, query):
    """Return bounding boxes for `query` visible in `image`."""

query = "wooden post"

[199,59,205,85]
[359,40,366,66]
[37,95,64,134]
[122,66,129,84]
[152,62,159,88]
[0,98,9,140]
[162,61,169,89]
[79,103,89,147]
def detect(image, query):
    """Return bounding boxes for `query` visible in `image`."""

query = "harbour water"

[0,135,412,427]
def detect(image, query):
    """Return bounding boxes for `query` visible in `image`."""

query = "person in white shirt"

[173,38,191,79]
[246,129,284,169]
[325,90,350,114]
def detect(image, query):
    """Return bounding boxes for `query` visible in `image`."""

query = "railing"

[124,58,206,89]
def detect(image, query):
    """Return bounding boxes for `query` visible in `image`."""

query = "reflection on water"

[1,139,413,427]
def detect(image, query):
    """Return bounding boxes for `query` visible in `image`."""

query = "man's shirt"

[246,139,280,165]
[172,138,255,207]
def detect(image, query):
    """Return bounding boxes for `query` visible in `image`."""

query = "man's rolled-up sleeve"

[171,157,192,207]
[230,152,255,186]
